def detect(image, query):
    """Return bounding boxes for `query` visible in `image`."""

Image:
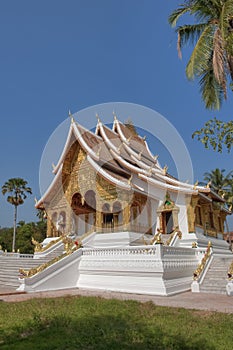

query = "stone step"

[199,256,232,294]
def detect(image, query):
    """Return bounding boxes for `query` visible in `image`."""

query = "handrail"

[193,241,212,281]
[32,236,63,253]
[19,237,82,278]
[165,229,182,246]
[19,230,95,278]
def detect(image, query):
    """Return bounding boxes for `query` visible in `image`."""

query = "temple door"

[162,211,174,234]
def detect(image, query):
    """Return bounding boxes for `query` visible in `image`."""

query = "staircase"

[199,256,233,294]
[0,240,67,290]
[0,255,51,289]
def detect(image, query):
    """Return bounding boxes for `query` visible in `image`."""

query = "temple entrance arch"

[113,201,122,228]
[157,193,179,234]
[161,210,174,234]
[71,191,96,235]
[102,203,113,231]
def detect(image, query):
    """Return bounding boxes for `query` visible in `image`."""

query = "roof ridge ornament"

[113,110,118,121]
[193,180,199,189]
[117,143,124,152]
[68,110,75,123]
[126,136,132,143]
[154,155,159,161]
[96,113,101,124]
[52,163,56,170]
[148,166,153,176]
[127,174,132,184]
[96,144,102,156]
[206,181,211,188]
[163,165,168,175]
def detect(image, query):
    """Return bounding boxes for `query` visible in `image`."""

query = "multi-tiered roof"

[36,116,228,209]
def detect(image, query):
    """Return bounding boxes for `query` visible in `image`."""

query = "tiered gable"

[36,115,230,239]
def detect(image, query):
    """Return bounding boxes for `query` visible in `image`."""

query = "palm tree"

[202,168,233,196]
[2,178,32,252]
[169,0,233,109]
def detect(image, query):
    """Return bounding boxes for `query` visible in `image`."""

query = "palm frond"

[176,23,206,58]
[199,63,224,110]
[213,28,227,98]
[168,6,190,27]
[186,24,214,79]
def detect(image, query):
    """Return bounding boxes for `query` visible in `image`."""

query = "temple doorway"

[162,211,174,234]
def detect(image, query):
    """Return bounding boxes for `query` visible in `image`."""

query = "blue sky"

[0,0,232,228]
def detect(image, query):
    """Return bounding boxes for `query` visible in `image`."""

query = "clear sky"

[0,0,232,228]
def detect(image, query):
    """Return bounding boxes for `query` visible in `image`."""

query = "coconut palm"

[169,0,233,109]
[202,168,233,196]
[2,178,32,252]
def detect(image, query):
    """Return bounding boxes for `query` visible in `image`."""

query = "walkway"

[0,287,233,313]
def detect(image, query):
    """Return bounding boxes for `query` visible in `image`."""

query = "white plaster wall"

[176,194,189,238]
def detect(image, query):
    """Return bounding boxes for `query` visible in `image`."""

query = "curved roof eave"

[36,165,63,209]
[52,122,75,174]
[138,173,197,194]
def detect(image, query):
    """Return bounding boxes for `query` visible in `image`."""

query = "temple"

[36,115,229,243]
[17,115,232,296]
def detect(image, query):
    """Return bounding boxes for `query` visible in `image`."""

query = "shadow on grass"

[0,311,216,350]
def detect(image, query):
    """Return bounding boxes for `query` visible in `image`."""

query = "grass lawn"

[0,295,233,349]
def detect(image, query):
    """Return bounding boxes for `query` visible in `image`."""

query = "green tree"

[192,118,233,152]
[0,221,47,254]
[2,178,32,252]
[201,168,233,210]
[202,168,232,194]
[169,0,233,110]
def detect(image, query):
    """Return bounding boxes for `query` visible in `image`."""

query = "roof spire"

[96,113,101,123]
[68,110,74,123]
[193,180,199,189]
[113,110,118,121]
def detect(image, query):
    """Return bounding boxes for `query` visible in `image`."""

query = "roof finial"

[193,180,199,189]
[148,166,153,175]
[154,155,159,162]
[96,145,102,156]
[117,143,124,152]
[142,135,146,141]
[96,113,101,123]
[206,181,211,188]
[68,110,74,123]
[52,163,56,170]
[163,165,168,175]
[113,110,117,121]
[126,136,132,143]
[34,197,38,204]
[127,175,133,184]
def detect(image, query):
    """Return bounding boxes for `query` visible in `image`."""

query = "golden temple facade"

[36,116,230,240]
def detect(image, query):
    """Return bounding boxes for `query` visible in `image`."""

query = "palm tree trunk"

[12,205,17,252]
